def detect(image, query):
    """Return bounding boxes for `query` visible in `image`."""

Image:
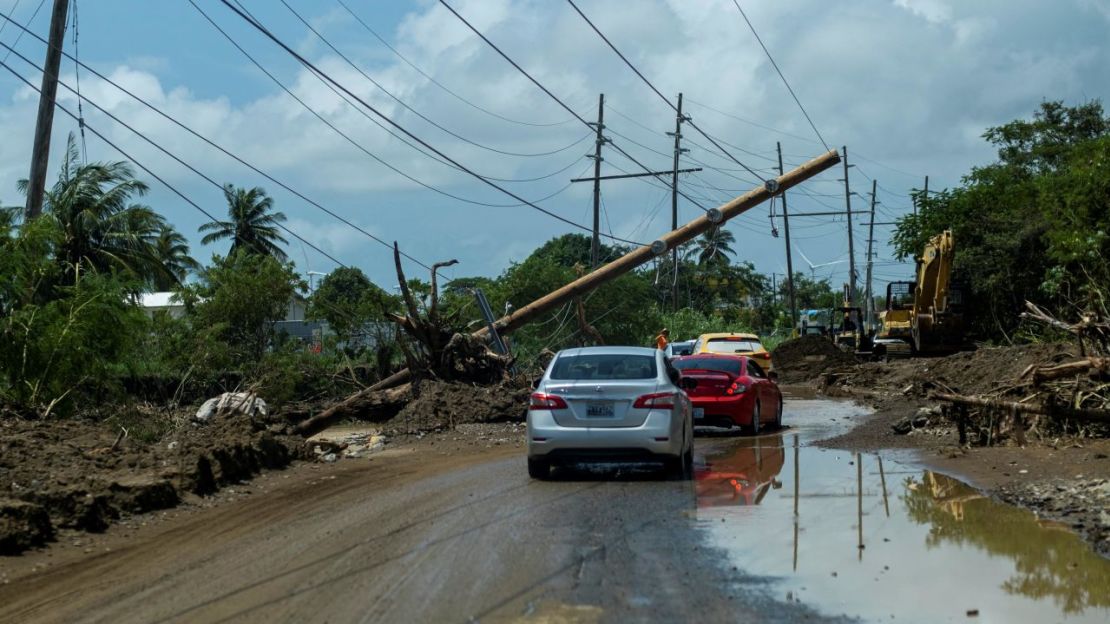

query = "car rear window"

[550,354,657,380]
[705,338,762,353]
[672,357,742,376]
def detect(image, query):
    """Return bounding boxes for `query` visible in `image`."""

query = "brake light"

[726,382,748,395]
[757,352,772,359]
[529,393,568,410]
[633,392,676,410]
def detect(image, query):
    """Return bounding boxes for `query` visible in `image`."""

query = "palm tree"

[199,184,288,261]
[152,226,201,289]
[17,134,178,287]
[688,226,736,267]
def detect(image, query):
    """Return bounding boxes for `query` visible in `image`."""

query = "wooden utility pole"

[668,93,689,310]
[297,149,843,434]
[865,179,877,331]
[589,93,605,267]
[24,0,71,220]
[841,145,857,306]
[777,142,797,332]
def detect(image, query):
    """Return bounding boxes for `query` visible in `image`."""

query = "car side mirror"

[680,377,698,390]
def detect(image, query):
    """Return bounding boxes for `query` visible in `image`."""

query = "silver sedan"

[527,346,695,479]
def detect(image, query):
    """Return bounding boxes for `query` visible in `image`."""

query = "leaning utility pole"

[296,149,843,435]
[865,179,877,332]
[841,145,857,306]
[24,0,71,220]
[589,93,606,267]
[777,141,798,332]
[667,92,689,310]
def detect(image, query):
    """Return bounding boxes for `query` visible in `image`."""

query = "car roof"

[555,346,659,357]
[696,332,762,340]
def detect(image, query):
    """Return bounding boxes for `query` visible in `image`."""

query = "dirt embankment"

[771,335,858,384]
[794,341,1110,556]
[2,378,531,557]
[0,408,307,556]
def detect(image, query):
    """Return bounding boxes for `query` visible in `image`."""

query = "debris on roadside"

[772,336,858,384]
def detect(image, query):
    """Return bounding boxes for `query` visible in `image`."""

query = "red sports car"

[672,354,783,433]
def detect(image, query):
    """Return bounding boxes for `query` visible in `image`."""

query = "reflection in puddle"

[696,400,1110,623]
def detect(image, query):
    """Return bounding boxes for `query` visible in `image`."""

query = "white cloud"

[1,0,1107,288]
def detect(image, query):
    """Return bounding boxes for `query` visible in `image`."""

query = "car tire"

[682,444,694,474]
[527,457,550,480]
[751,401,761,435]
[774,399,783,430]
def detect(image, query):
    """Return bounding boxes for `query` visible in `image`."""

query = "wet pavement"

[696,393,1110,623]
[3,395,1108,623]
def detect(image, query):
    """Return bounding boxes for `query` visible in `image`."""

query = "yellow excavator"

[873,230,967,358]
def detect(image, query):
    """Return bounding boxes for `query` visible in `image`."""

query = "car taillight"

[529,393,568,410]
[633,392,676,410]
[725,382,748,396]
[757,352,772,359]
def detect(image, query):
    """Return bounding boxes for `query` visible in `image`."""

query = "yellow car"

[690,333,775,373]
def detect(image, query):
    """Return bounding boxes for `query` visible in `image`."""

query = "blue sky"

[2,0,1109,296]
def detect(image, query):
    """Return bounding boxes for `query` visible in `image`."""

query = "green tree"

[688,226,736,268]
[182,252,305,362]
[152,225,200,289]
[309,267,397,348]
[199,184,288,261]
[892,101,1110,338]
[17,134,186,289]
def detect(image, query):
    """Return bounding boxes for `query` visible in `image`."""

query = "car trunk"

[682,370,734,397]
[544,380,659,428]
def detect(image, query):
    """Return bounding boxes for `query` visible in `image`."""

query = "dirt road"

[2,396,1108,623]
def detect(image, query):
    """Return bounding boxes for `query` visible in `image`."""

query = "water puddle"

[695,399,1110,623]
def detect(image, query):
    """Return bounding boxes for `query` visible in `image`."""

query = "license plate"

[585,401,615,418]
[693,408,705,419]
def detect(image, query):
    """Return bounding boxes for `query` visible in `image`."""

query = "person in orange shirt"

[655,328,669,350]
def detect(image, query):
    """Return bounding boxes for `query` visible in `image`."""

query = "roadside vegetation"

[2,100,1107,418]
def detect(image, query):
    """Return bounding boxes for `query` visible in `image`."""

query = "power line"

[0,58,348,269]
[0,0,44,65]
[436,0,713,214]
[333,0,578,129]
[188,0,579,209]
[563,0,769,184]
[279,0,591,159]
[730,0,829,151]
[216,0,645,246]
[0,15,439,271]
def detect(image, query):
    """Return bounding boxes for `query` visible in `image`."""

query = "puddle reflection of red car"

[695,435,785,507]
[672,355,783,433]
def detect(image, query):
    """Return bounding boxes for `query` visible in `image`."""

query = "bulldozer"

[831,284,870,353]
[873,230,967,358]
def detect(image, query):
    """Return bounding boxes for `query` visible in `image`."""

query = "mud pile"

[0,410,307,555]
[383,380,531,435]
[771,335,858,383]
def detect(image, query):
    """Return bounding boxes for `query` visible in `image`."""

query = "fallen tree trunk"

[1024,357,1110,385]
[929,392,1110,423]
[293,383,412,436]
[297,149,841,438]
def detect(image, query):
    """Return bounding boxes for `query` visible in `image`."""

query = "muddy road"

[2,394,1108,623]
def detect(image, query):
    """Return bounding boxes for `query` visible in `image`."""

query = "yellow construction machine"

[873,230,967,358]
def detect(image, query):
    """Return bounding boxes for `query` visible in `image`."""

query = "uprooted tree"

[387,243,513,384]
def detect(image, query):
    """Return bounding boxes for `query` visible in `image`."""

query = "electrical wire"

[216,0,645,246]
[333,0,579,129]
[563,0,770,184]
[69,0,86,161]
[279,0,591,159]
[730,0,828,151]
[0,0,43,65]
[189,0,583,211]
[0,59,348,269]
[436,0,713,214]
[0,20,438,271]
